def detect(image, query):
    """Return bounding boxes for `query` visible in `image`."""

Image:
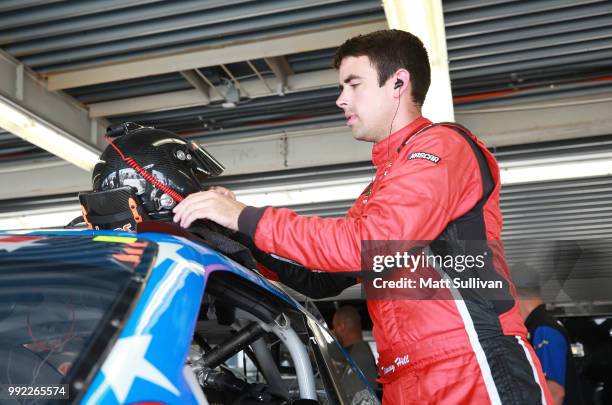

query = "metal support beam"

[383,0,454,122]
[246,60,274,94]
[264,56,294,93]
[0,158,91,200]
[193,69,225,99]
[193,95,612,176]
[194,99,612,184]
[197,100,612,177]
[0,49,108,170]
[46,20,387,90]
[89,90,205,118]
[15,63,24,100]
[179,70,210,100]
[201,125,370,176]
[88,69,338,117]
[457,95,612,147]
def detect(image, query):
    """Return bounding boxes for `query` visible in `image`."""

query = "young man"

[173,30,553,404]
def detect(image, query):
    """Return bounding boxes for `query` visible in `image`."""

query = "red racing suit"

[239,117,552,404]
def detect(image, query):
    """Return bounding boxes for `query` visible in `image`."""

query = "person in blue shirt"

[513,262,584,405]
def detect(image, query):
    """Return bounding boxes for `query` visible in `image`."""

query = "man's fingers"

[174,193,207,223]
[180,191,212,206]
[174,191,216,215]
[174,191,225,227]
[172,190,242,230]
[180,210,201,228]
[179,206,205,228]
[209,186,236,200]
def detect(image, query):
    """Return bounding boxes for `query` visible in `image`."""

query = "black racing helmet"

[83,122,224,228]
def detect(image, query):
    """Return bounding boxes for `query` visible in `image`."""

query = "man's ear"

[393,69,411,96]
[340,319,349,331]
[333,320,342,332]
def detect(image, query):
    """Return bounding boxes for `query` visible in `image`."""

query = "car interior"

[186,271,377,405]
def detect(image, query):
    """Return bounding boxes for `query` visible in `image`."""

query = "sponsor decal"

[116,223,133,232]
[408,151,440,164]
[93,235,137,244]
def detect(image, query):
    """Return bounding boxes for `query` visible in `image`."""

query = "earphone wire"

[384,82,402,241]
[365,80,402,205]
[388,85,402,161]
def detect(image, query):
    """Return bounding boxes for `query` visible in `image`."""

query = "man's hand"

[209,186,236,200]
[173,190,246,230]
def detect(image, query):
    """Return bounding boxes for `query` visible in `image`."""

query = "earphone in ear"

[394,79,404,90]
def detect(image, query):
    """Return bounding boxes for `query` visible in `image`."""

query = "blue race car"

[0,228,379,405]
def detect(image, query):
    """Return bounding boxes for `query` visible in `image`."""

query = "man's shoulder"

[395,123,482,173]
[417,122,477,138]
[527,306,569,336]
[531,324,569,350]
[401,123,476,157]
[350,341,374,356]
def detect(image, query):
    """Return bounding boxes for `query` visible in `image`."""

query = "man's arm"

[532,326,568,405]
[234,232,358,299]
[239,130,481,272]
[255,251,358,299]
[546,379,565,405]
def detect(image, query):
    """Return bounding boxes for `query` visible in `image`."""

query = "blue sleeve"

[532,325,567,387]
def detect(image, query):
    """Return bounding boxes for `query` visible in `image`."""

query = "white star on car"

[0,235,45,252]
[101,334,180,402]
[156,241,205,276]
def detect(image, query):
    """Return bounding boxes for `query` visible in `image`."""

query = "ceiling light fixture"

[0,95,99,171]
[499,156,612,185]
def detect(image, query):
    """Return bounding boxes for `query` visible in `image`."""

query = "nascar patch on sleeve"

[408,152,441,164]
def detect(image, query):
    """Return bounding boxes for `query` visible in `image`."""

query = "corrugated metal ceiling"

[0,129,46,162]
[0,0,382,72]
[0,0,610,155]
[0,0,382,158]
[0,2,608,110]
[96,0,612,133]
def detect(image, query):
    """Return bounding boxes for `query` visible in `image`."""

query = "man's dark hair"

[334,305,362,330]
[333,29,431,106]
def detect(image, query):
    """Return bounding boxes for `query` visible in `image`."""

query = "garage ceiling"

[0,0,610,162]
